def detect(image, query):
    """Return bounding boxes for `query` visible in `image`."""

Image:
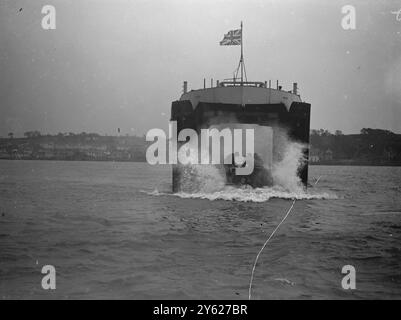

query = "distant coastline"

[309,128,401,166]
[1,159,400,167]
[1,128,401,166]
[0,132,149,162]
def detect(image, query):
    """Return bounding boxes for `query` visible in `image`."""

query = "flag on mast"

[219,29,242,46]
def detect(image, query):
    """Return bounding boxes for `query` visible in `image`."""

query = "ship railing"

[219,81,266,88]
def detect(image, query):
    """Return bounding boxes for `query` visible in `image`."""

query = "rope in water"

[248,175,322,300]
[248,199,296,300]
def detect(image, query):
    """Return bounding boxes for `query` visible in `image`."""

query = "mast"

[230,22,246,85]
[240,21,243,86]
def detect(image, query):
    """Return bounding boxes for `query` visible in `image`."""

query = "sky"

[0,0,400,137]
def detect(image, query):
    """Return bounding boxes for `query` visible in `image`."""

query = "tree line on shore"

[310,128,401,164]
[1,128,401,164]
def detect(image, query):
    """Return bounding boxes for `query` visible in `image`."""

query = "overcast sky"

[0,0,400,137]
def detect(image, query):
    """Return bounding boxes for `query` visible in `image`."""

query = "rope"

[248,198,296,300]
[248,175,322,300]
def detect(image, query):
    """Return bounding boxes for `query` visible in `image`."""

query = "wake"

[144,186,337,202]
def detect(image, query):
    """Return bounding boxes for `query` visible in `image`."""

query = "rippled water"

[0,160,400,299]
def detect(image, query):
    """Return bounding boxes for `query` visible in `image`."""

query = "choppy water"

[0,160,400,299]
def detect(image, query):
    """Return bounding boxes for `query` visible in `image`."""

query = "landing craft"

[171,23,311,192]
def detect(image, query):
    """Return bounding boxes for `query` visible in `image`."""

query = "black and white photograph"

[0,0,400,304]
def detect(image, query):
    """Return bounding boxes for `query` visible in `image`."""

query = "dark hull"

[171,101,311,192]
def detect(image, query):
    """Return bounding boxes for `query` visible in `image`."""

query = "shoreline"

[1,157,401,167]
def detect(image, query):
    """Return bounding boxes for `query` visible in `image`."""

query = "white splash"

[159,127,337,202]
[145,186,337,202]
[271,139,306,193]
[176,164,226,193]
[176,142,226,193]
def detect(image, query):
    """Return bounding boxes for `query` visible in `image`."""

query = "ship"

[170,23,311,192]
